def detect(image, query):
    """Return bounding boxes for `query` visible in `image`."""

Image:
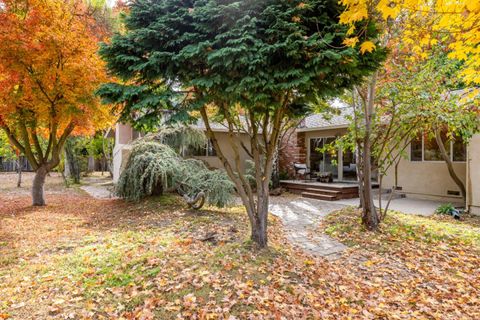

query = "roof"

[298,99,352,131]
[194,118,233,132]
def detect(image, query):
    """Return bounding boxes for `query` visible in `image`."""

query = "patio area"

[280,179,459,216]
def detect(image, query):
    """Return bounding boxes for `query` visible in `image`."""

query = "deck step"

[301,192,337,201]
[281,182,358,192]
[303,188,342,195]
[281,181,360,201]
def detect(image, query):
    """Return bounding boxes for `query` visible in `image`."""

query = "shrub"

[116,138,234,208]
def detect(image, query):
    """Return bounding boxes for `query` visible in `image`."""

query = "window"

[184,139,216,157]
[424,132,448,161]
[410,135,422,161]
[410,132,465,162]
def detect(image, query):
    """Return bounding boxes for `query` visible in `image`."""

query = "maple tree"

[0,0,112,205]
[379,53,480,205]
[339,0,480,85]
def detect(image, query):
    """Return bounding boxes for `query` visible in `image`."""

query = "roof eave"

[297,124,349,132]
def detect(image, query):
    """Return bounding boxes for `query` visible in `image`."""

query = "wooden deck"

[280,180,361,201]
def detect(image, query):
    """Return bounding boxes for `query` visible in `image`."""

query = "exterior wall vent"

[447,190,460,196]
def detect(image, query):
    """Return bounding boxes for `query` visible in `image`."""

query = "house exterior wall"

[382,147,466,202]
[278,129,306,177]
[197,132,252,172]
[467,134,480,214]
[279,127,348,178]
[112,123,252,183]
[296,126,467,203]
[303,128,348,165]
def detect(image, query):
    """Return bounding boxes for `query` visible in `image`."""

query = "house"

[278,102,480,214]
[112,101,480,214]
[113,121,251,183]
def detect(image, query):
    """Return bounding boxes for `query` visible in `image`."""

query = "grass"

[0,176,288,318]
[322,207,480,251]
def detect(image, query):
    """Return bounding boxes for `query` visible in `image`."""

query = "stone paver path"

[269,195,347,258]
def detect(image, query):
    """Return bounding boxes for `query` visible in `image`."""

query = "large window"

[410,133,466,162]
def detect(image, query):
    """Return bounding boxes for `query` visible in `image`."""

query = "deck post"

[338,147,343,181]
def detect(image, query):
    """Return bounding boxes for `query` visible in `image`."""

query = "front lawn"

[1,175,480,319]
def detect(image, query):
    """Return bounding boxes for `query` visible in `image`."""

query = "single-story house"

[112,102,480,214]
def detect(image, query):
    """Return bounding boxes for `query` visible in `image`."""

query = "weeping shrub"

[154,125,207,155]
[174,159,235,207]
[116,140,179,201]
[116,138,234,208]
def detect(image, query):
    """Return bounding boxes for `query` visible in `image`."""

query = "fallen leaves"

[1,174,480,319]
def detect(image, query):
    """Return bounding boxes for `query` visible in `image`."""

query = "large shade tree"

[98,0,385,247]
[0,0,112,205]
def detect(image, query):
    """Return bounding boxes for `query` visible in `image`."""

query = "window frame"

[410,133,466,163]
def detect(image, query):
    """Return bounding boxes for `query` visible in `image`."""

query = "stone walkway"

[269,195,347,258]
[79,175,117,199]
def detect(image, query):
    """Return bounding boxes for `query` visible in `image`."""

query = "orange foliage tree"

[0,0,112,205]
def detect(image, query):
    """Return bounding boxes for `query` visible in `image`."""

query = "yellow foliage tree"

[339,0,480,84]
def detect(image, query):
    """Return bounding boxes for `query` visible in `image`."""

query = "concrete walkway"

[269,195,347,258]
[268,194,456,258]
[335,197,457,216]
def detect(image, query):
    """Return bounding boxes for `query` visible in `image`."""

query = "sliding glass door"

[309,137,338,179]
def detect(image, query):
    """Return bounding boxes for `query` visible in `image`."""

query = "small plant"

[436,203,461,220]
[435,203,455,215]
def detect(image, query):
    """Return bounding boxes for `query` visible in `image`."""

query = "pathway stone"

[269,195,347,258]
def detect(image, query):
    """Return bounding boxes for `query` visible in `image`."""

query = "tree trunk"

[359,138,378,230]
[357,75,379,230]
[16,157,22,188]
[271,149,280,189]
[435,129,466,204]
[65,139,81,184]
[32,166,48,206]
[250,186,269,247]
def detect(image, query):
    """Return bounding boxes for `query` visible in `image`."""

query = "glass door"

[309,137,338,179]
[309,138,324,173]
[322,137,338,179]
[342,148,357,181]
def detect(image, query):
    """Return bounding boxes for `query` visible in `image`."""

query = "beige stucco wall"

[382,150,466,202]
[191,131,252,173]
[302,127,467,202]
[467,134,480,214]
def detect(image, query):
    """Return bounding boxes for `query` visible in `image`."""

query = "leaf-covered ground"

[1,173,479,319]
[318,207,480,319]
